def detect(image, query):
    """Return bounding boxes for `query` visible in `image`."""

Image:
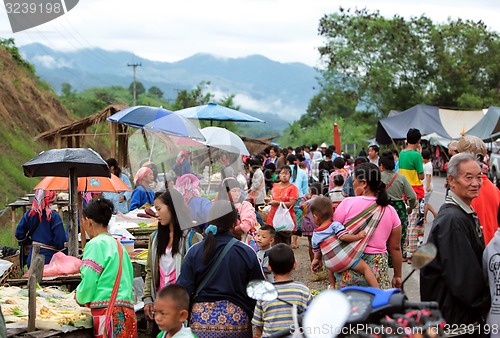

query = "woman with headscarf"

[172,150,192,178]
[129,167,155,211]
[175,173,212,230]
[15,189,67,267]
[218,177,258,243]
[139,160,164,193]
[103,158,132,214]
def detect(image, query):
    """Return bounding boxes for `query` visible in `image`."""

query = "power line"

[56,17,117,66]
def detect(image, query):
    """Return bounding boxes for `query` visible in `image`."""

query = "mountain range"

[19,43,320,123]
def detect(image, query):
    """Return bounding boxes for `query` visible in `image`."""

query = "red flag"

[334,123,341,155]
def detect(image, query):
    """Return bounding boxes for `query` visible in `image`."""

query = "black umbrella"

[23,148,110,178]
[23,148,110,257]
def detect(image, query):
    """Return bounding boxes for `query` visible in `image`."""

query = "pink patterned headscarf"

[28,189,57,222]
[174,173,200,204]
[176,150,188,166]
[134,167,153,186]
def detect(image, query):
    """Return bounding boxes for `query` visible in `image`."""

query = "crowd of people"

[11,129,500,338]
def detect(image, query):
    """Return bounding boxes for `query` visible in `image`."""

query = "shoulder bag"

[193,237,238,301]
[91,238,123,338]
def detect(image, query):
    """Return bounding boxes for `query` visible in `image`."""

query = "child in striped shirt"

[252,244,312,337]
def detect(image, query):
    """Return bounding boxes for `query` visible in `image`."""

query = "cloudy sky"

[1,0,499,66]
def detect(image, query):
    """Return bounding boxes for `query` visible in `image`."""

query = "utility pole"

[127,62,141,106]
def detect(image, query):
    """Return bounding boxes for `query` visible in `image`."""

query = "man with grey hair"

[456,134,500,245]
[420,153,490,336]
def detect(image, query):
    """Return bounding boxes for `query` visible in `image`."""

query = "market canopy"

[465,106,500,142]
[376,104,484,144]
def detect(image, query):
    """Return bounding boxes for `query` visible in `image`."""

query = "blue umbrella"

[108,106,205,141]
[176,102,265,125]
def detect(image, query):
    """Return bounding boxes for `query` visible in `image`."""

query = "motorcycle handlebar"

[405,300,440,309]
[269,328,293,338]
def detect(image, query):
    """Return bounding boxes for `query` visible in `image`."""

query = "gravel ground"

[290,236,330,292]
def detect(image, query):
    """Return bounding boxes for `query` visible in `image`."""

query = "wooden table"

[6,274,82,289]
[127,227,157,248]
[7,327,93,337]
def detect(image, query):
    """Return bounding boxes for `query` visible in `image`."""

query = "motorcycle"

[247,243,446,338]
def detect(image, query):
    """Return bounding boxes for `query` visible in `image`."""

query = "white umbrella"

[200,127,250,156]
[200,127,250,193]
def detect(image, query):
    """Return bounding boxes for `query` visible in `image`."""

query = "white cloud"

[206,84,303,121]
[1,0,498,67]
[31,54,72,69]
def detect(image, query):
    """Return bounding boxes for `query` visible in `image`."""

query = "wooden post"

[68,169,79,257]
[28,245,44,332]
[75,132,81,148]
[11,207,16,246]
[56,134,62,149]
[79,194,86,250]
[109,122,116,159]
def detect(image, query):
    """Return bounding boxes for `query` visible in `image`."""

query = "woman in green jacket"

[76,198,137,338]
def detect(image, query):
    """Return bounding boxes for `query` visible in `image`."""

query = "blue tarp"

[376,105,451,144]
[465,106,500,142]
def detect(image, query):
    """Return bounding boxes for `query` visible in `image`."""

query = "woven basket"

[0,253,21,285]
[258,204,270,224]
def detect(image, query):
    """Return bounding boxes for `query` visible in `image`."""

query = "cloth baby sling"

[320,203,385,272]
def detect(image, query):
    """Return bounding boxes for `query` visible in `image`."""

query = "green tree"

[300,79,358,127]
[128,81,145,97]
[172,81,213,110]
[318,8,500,115]
[148,86,164,99]
[61,82,75,98]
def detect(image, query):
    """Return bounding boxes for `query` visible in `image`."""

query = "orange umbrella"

[34,174,131,192]
[333,123,341,155]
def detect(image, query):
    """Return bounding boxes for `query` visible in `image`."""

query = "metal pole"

[127,63,142,106]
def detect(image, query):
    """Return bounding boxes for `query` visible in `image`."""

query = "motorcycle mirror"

[410,243,437,269]
[246,280,278,302]
[402,243,437,291]
[302,290,350,338]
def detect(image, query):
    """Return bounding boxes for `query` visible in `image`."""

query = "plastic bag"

[272,202,295,232]
[43,252,82,277]
[0,259,13,277]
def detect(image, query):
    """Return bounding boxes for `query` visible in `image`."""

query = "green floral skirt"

[334,253,390,290]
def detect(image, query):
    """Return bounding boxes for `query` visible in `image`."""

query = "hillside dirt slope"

[0,46,75,208]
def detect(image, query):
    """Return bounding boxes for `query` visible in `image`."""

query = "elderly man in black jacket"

[420,152,490,337]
